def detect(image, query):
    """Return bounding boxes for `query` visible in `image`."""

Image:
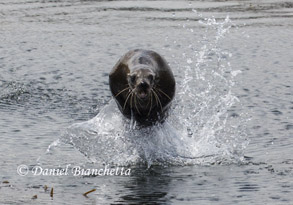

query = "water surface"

[0,0,292,204]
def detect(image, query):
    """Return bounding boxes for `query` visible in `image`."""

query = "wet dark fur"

[109,49,176,126]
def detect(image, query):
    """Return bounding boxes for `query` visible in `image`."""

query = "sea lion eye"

[130,75,136,83]
[148,74,154,82]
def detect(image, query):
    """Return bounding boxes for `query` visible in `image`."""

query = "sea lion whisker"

[136,94,143,107]
[130,93,133,108]
[134,96,142,115]
[154,87,172,100]
[151,89,158,106]
[148,91,153,116]
[154,91,162,111]
[155,92,163,113]
[151,89,159,107]
[145,94,151,107]
[123,91,133,111]
[115,87,130,97]
[152,89,163,113]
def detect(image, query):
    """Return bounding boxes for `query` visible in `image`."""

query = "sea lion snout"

[139,81,148,88]
[136,81,150,100]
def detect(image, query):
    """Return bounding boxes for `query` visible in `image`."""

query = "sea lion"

[109,49,176,126]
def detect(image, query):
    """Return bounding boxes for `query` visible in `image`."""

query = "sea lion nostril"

[139,81,148,89]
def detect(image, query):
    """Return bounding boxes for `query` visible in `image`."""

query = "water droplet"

[187,58,193,64]
[231,70,242,77]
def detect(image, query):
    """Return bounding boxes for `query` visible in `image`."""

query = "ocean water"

[0,0,292,204]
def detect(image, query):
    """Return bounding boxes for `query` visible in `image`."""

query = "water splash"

[60,15,249,167]
[169,15,248,163]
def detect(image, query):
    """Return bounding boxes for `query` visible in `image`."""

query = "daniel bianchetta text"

[17,165,131,176]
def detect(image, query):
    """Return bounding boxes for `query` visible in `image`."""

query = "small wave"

[0,81,31,103]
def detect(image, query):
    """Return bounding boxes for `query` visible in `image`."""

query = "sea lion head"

[127,65,156,101]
